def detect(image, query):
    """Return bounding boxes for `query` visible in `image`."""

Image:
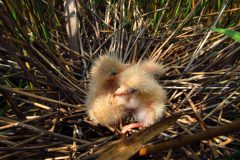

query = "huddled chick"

[86,55,129,126]
[113,61,167,133]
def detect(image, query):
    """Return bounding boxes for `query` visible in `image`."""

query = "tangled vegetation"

[0,0,240,159]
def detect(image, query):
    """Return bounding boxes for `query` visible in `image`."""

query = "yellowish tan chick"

[113,60,167,133]
[86,55,129,126]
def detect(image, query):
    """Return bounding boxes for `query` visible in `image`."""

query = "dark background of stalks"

[0,0,239,159]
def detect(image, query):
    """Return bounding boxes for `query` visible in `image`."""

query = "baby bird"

[86,55,129,126]
[113,60,167,133]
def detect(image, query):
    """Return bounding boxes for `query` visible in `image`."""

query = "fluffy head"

[114,62,167,108]
[87,55,129,99]
[89,55,131,92]
[90,55,121,83]
[115,63,161,97]
[115,60,166,96]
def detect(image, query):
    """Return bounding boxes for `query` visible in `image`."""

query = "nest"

[0,0,239,159]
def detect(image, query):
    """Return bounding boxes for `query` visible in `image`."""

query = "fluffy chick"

[86,55,129,126]
[113,60,167,133]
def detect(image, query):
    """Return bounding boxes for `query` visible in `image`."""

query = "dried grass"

[0,0,240,159]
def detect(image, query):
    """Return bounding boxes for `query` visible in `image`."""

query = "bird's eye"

[129,88,137,94]
[110,69,117,76]
[111,71,117,75]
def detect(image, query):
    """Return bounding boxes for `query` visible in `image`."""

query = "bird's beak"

[113,87,137,97]
[113,87,129,97]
